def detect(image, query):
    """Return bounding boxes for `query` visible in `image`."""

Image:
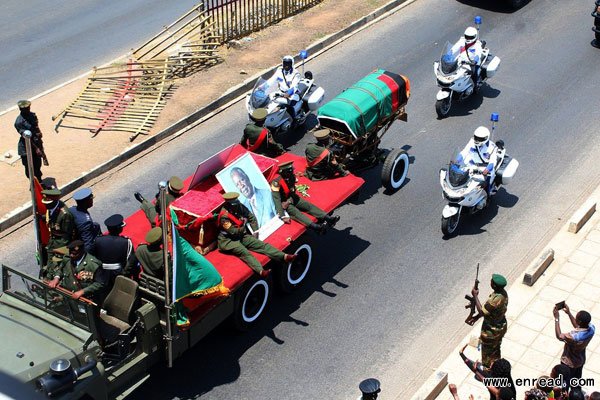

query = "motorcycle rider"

[451,27,484,89]
[456,126,498,195]
[267,55,301,119]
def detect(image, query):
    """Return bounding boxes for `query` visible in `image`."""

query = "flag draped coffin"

[317,69,409,138]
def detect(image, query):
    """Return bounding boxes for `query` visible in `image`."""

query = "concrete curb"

[0,0,415,234]
[407,371,448,400]
[522,248,555,286]
[568,200,596,233]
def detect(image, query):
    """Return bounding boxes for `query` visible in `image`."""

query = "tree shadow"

[454,0,531,13]
[128,226,370,399]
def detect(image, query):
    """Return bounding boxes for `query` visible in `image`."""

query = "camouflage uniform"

[53,253,106,304]
[480,289,508,367]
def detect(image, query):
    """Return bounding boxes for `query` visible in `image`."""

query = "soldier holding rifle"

[15,100,48,181]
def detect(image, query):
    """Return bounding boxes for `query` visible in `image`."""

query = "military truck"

[0,146,364,399]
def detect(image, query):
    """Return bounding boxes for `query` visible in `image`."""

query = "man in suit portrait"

[230,167,276,228]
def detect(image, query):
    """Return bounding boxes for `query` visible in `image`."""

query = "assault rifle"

[33,138,50,166]
[464,263,481,325]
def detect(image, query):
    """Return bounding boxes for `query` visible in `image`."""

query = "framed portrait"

[215,153,282,240]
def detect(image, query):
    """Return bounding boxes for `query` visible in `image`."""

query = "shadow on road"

[455,0,531,13]
[128,226,371,399]
[446,85,501,118]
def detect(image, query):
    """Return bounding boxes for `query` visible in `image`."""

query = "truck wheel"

[232,277,270,331]
[435,98,451,118]
[277,240,313,293]
[441,214,460,236]
[381,149,409,191]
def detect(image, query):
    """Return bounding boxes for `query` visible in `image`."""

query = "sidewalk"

[416,187,600,399]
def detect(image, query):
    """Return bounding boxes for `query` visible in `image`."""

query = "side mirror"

[304,71,313,79]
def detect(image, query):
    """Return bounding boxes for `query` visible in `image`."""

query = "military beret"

[313,128,330,139]
[222,192,240,201]
[17,100,31,109]
[278,160,294,172]
[41,189,61,204]
[251,108,268,121]
[168,176,184,192]
[492,273,507,287]
[67,240,85,250]
[73,187,93,201]
[359,378,381,395]
[145,227,163,244]
[51,246,69,256]
[104,214,125,229]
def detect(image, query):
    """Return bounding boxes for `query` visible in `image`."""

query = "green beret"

[168,176,184,192]
[41,189,62,204]
[251,108,268,121]
[145,227,163,244]
[222,192,240,201]
[492,273,507,287]
[278,160,294,172]
[51,246,69,256]
[313,128,330,139]
[17,100,31,109]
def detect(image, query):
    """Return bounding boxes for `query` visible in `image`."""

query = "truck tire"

[276,239,313,293]
[232,276,271,331]
[381,149,409,191]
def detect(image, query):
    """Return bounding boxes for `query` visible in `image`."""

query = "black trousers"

[21,154,42,180]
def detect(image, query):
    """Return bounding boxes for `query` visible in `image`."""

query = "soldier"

[271,160,339,234]
[134,176,184,228]
[358,378,381,400]
[14,100,46,181]
[69,188,101,253]
[471,273,509,368]
[305,128,349,181]
[91,214,135,285]
[41,189,75,275]
[216,192,296,277]
[46,240,107,303]
[132,227,170,279]
[240,108,285,157]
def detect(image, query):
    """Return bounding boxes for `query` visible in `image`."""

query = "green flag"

[171,209,229,328]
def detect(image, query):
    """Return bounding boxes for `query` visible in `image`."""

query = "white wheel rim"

[390,153,409,189]
[242,280,269,323]
[287,244,312,285]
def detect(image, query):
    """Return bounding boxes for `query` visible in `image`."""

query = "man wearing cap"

[46,240,106,303]
[271,160,339,233]
[216,192,296,277]
[134,176,184,228]
[358,378,381,400]
[91,214,135,285]
[471,273,509,367]
[131,227,170,279]
[14,100,46,180]
[69,188,101,253]
[305,128,349,181]
[240,108,285,157]
[230,167,276,228]
[41,189,75,275]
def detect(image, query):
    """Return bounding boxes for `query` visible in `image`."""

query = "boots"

[323,215,340,227]
[309,222,327,235]
[134,192,146,204]
[284,253,297,263]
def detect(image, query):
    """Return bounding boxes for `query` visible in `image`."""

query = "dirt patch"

[0,0,391,219]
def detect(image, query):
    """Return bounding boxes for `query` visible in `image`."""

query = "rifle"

[32,135,50,166]
[464,263,481,325]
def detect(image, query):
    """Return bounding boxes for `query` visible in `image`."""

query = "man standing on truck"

[240,108,285,157]
[41,189,75,275]
[91,214,136,286]
[216,192,296,277]
[305,129,349,181]
[131,227,170,279]
[70,188,101,253]
[271,160,339,233]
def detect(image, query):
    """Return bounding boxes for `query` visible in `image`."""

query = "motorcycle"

[439,114,519,236]
[433,17,500,118]
[246,52,325,135]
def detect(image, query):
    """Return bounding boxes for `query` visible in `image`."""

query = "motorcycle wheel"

[441,214,460,236]
[435,98,451,119]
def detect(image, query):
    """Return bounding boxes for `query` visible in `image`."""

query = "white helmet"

[473,126,490,148]
[282,55,294,73]
[464,27,478,45]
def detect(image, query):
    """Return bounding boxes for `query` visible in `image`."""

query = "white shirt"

[451,38,484,67]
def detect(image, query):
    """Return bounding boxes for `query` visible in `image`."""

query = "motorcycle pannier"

[482,55,501,79]
[307,86,325,111]
[496,155,519,185]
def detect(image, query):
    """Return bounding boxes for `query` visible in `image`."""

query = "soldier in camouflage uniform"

[305,128,349,181]
[46,240,107,304]
[134,176,184,228]
[41,189,75,276]
[270,160,339,234]
[240,108,285,157]
[216,192,296,277]
[471,273,509,367]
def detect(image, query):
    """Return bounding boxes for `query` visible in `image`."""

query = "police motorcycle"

[246,50,325,135]
[439,113,519,236]
[433,16,500,118]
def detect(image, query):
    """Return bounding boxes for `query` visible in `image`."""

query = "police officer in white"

[457,126,498,195]
[267,55,301,118]
[451,26,484,88]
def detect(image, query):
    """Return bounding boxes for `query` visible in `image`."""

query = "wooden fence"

[203,0,323,43]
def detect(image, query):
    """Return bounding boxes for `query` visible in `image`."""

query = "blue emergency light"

[299,50,308,59]
[474,16,482,25]
[490,112,499,122]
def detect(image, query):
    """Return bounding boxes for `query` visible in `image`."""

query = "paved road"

[0,0,201,111]
[2,0,600,398]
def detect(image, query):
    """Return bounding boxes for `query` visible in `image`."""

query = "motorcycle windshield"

[250,77,277,109]
[447,151,469,187]
[439,41,459,75]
